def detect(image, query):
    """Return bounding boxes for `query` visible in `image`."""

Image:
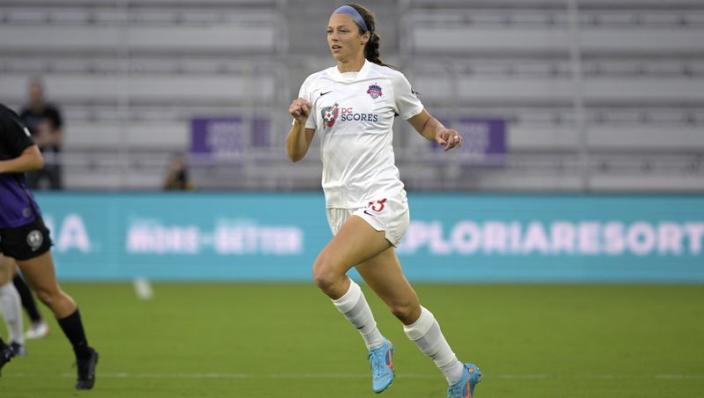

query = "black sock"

[0,336,6,349]
[13,275,42,323]
[57,309,91,358]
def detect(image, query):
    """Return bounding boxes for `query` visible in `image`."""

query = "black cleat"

[9,342,26,357]
[0,345,12,376]
[75,348,99,390]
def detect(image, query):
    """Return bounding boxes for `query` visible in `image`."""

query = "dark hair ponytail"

[365,32,385,66]
[348,3,389,67]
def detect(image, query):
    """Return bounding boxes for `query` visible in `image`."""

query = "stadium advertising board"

[37,193,704,283]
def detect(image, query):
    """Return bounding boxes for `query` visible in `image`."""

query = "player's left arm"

[408,110,463,152]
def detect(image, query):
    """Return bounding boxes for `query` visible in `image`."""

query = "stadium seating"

[1,0,702,191]
[398,1,704,191]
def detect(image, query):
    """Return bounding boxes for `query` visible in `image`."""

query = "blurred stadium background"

[1,0,703,397]
[2,0,703,191]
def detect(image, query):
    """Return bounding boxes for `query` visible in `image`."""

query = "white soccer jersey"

[298,60,424,209]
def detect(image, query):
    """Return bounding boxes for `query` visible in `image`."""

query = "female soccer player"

[286,4,481,397]
[0,103,98,389]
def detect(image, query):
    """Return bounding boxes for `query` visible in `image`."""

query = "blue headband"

[333,5,369,32]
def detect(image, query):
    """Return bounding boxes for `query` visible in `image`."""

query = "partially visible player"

[0,103,98,389]
[0,257,25,356]
[286,4,481,398]
[0,335,13,376]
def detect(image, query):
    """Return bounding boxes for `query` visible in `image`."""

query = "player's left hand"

[435,129,463,152]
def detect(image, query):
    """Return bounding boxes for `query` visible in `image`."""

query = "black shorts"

[0,218,53,261]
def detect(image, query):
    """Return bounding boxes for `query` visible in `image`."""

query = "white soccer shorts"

[326,194,410,247]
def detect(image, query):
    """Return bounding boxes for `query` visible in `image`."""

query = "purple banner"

[252,117,271,148]
[455,118,507,164]
[190,117,244,160]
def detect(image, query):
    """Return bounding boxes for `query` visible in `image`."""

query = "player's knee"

[312,256,342,293]
[312,267,336,292]
[33,284,61,306]
[389,300,419,323]
[34,287,55,306]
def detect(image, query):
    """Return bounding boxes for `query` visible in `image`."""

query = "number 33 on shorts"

[366,198,387,214]
[357,196,409,247]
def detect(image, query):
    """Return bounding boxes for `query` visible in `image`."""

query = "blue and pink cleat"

[368,339,395,393]
[447,363,482,398]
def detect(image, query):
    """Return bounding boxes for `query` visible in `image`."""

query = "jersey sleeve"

[393,73,424,120]
[1,106,35,157]
[297,76,317,131]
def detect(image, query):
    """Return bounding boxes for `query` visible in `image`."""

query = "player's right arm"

[0,145,44,174]
[286,97,315,162]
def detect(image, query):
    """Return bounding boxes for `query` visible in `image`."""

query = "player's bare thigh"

[356,247,421,325]
[15,251,76,318]
[313,215,391,297]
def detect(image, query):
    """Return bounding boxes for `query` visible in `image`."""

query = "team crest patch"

[26,230,43,251]
[367,83,383,99]
[321,103,340,128]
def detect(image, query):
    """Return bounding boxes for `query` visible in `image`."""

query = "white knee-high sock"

[404,306,464,384]
[332,279,385,349]
[0,282,24,345]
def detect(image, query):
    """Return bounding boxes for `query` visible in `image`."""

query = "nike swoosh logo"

[363,210,373,216]
[320,91,332,96]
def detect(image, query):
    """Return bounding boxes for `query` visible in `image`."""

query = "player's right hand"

[289,98,311,124]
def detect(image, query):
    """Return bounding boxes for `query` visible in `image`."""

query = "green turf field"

[1,283,703,397]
